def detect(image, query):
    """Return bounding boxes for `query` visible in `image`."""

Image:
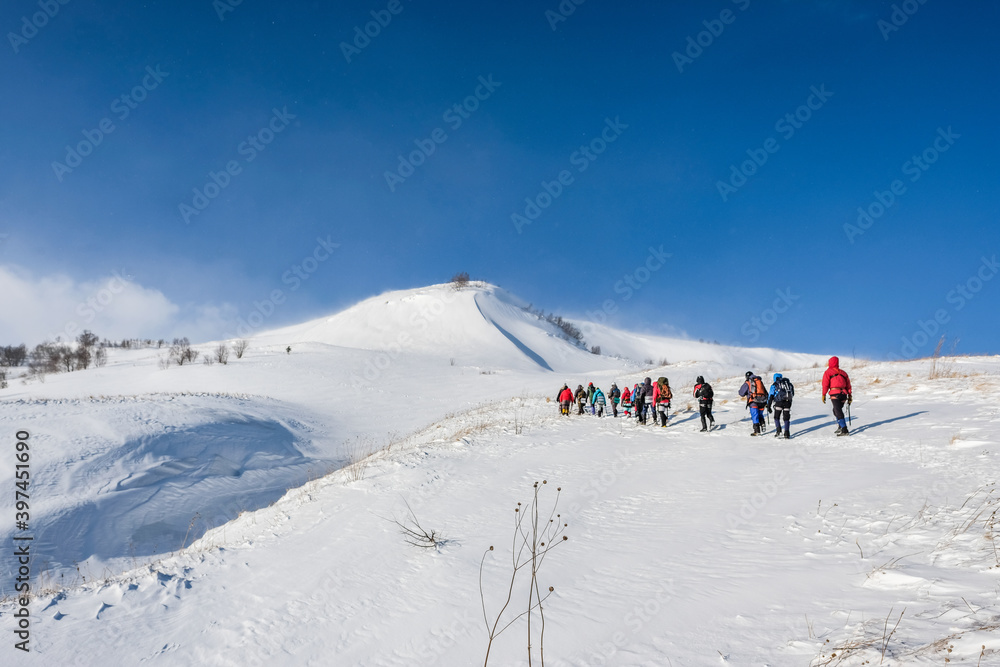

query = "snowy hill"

[2,283,999,665]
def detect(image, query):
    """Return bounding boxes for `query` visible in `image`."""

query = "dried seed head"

[562,535,568,541]
[543,480,547,484]
[557,487,561,491]
[548,586,554,592]
[489,546,494,551]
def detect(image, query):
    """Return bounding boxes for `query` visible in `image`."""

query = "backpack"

[828,369,849,395]
[697,383,714,401]
[749,376,767,404]
[774,377,794,403]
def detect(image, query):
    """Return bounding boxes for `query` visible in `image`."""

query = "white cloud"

[0,265,234,345]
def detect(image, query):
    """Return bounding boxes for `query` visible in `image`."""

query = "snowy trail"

[1,285,998,665]
[8,364,999,666]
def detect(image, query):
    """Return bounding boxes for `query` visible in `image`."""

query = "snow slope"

[2,283,999,666]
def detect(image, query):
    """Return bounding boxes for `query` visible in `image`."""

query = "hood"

[643,378,652,386]
[773,373,783,381]
[696,376,704,384]
[828,356,840,369]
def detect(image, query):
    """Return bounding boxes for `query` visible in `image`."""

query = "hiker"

[586,382,597,406]
[821,356,853,435]
[608,383,621,417]
[621,386,633,418]
[637,378,653,424]
[738,371,769,436]
[557,384,573,416]
[653,377,672,427]
[693,375,715,432]
[767,373,794,439]
[286,346,291,354]
[592,386,607,417]
[643,377,654,424]
[574,384,588,415]
[632,381,645,424]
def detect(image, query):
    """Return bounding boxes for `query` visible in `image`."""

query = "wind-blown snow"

[1,283,998,666]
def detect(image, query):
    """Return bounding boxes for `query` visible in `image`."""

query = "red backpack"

[749,376,767,404]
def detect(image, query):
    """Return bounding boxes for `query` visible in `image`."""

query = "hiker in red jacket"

[557,384,574,416]
[821,356,853,435]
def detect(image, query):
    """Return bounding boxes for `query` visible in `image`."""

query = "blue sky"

[1,0,997,359]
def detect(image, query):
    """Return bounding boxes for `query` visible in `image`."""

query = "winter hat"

[696,375,705,384]
[745,371,754,379]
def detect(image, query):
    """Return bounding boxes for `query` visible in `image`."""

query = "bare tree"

[93,347,108,368]
[214,343,229,365]
[77,330,99,350]
[232,339,249,359]
[451,272,471,290]
[1,344,27,367]
[169,338,199,366]
[75,346,92,370]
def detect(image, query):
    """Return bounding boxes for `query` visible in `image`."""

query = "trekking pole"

[848,403,852,426]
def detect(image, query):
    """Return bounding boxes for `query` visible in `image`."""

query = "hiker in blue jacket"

[591,386,607,417]
[767,373,795,439]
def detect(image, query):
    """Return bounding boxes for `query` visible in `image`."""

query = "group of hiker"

[555,356,854,437]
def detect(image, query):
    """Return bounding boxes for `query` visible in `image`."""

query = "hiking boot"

[837,427,849,436]
[774,429,782,438]
[699,427,707,432]
[783,430,790,439]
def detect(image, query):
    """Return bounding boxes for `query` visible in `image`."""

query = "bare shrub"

[451,271,471,290]
[481,480,569,666]
[214,343,229,365]
[343,436,378,482]
[391,500,446,549]
[169,338,199,366]
[232,339,249,359]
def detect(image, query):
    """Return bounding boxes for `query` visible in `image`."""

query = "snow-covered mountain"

[2,282,998,665]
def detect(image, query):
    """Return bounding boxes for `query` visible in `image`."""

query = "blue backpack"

[774,377,795,402]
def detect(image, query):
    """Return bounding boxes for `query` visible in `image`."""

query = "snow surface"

[2,283,999,666]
